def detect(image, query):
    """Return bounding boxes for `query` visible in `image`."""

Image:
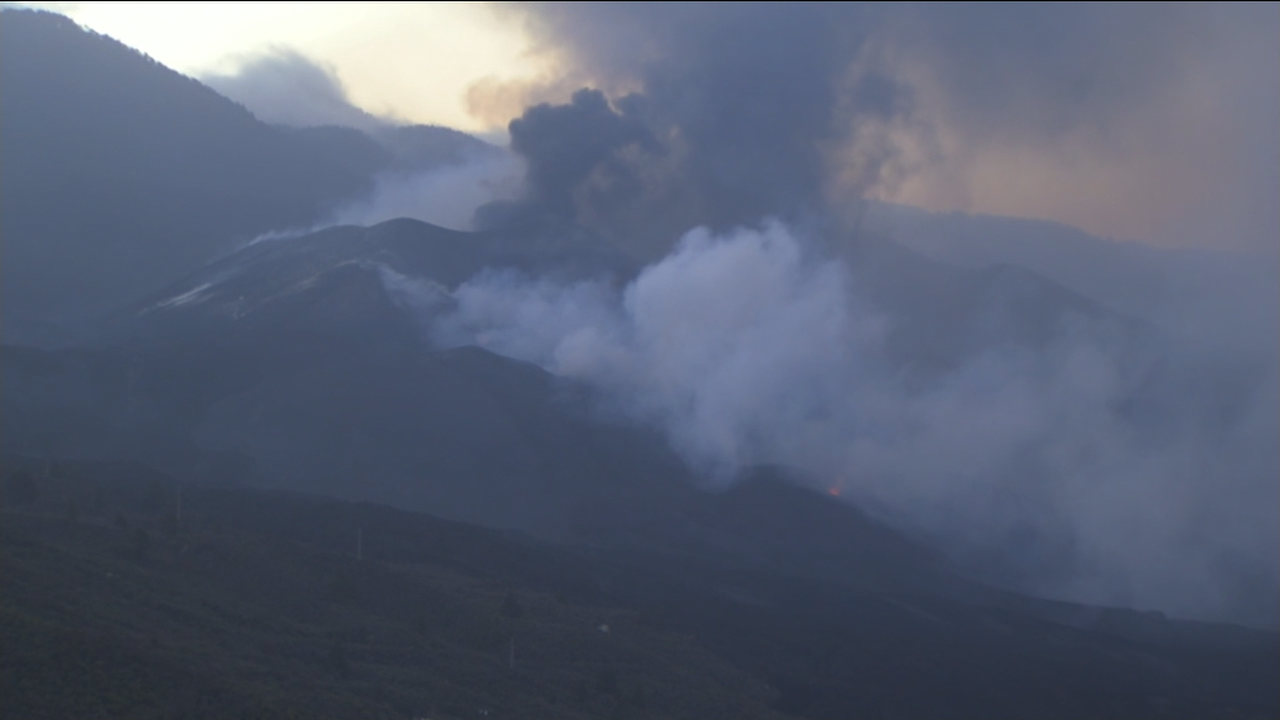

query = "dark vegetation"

[3,457,1277,719]
[1,457,780,719]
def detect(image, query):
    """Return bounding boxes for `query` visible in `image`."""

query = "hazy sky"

[24,2,544,131]
[16,2,1280,254]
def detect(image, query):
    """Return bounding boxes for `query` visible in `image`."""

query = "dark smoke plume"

[478,5,912,256]
[510,88,655,219]
[487,3,1277,255]
[435,5,1280,626]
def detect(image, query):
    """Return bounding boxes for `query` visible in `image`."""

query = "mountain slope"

[0,10,499,341]
[3,458,1276,720]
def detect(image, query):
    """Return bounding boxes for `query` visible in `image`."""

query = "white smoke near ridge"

[420,220,1279,627]
[231,151,524,246]
[436,222,884,477]
[331,151,525,231]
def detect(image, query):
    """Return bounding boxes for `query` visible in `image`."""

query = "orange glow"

[827,487,841,497]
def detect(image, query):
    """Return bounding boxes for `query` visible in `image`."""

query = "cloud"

[325,4,1277,627]
[330,151,523,231]
[494,4,1278,254]
[421,220,1279,627]
[860,4,1280,254]
[436,221,880,476]
[202,48,390,130]
[469,5,897,258]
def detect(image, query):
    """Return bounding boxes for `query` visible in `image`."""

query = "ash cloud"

[509,88,655,220]
[411,5,1278,626]
[476,5,902,258]
[489,4,1277,255]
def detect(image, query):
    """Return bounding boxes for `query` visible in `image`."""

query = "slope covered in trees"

[5,458,1275,720]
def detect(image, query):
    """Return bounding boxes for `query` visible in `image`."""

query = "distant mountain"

[863,201,1280,348]
[838,230,1135,380]
[97,218,633,345]
[4,216,956,598]
[372,124,499,173]
[0,9,496,341]
[2,215,1166,603]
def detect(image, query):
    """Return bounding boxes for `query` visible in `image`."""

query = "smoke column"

[403,5,1280,626]
[422,218,1278,628]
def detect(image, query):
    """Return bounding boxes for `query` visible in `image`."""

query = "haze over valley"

[2,6,1277,718]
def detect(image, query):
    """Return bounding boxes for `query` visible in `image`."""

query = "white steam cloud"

[331,152,524,231]
[436,222,883,476]
[420,221,1278,627]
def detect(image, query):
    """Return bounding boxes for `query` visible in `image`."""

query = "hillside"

[0,9,494,340]
[5,457,1276,720]
[2,9,1276,718]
